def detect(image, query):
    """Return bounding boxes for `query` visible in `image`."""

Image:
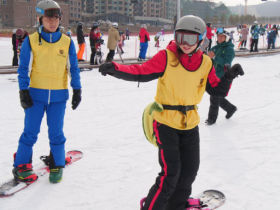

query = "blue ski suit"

[14,27,81,168]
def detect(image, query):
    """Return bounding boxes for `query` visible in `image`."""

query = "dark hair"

[206,23,211,28]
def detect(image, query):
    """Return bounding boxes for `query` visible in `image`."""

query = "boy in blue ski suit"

[13,0,82,183]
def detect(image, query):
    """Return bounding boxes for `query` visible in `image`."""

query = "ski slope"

[0,32,280,210]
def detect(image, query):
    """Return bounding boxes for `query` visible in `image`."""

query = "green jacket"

[210,41,235,78]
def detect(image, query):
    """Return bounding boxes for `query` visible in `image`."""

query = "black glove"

[72,89,82,110]
[224,63,244,80]
[99,62,115,76]
[19,89,33,110]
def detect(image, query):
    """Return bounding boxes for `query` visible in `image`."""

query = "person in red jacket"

[206,23,214,51]
[99,15,244,210]
[89,22,101,65]
[138,24,150,61]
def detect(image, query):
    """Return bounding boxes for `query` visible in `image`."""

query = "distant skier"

[13,28,29,63]
[267,27,277,50]
[77,22,86,61]
[206,23,214,51]
[89,22,101,65]
[240,24,249,50]
[13,0,81,184]
[125,28,130,40]
[154,32,161,47]
[250,21,261,52]
[160,28,165,41]
[66,26,72,38]
[98,15,244,210]
[12,29,18,66]
[117,31,125,54]
[200,36,209,54]
[106,22,120,62]
[207,28,237,125]
[229,30,235,44]
[138,24,150,61]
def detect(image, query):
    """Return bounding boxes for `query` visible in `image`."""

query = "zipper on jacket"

[48,89,51,104]
[50,34,52,43]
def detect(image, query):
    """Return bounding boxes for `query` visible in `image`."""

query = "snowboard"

[0,150,83,197]
[195,189,225,209]
[140,189,225,210]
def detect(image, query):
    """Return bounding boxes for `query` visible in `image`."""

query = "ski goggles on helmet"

[36,7,63,18]
[216,28,230,36]
[175,31,206,46]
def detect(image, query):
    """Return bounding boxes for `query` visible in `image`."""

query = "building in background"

[81,0,176,27]
[0,0,69,29]
[69,0,82,25]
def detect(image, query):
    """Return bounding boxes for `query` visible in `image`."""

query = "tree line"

[203,14,280,26]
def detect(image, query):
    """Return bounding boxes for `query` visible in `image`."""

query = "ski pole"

[149,42,150,58]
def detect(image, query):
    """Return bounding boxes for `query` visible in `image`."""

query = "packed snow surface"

[0,30,280,210]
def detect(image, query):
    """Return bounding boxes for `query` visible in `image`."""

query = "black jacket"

[77,25,85,44]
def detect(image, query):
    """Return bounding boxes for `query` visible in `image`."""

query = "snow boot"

[205,119,216,125]
[12,163,38,183]
[186,198,210,210]
[49,168,63,183]
[225,106,237,119]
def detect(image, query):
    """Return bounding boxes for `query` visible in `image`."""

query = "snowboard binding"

[40,155,72,166]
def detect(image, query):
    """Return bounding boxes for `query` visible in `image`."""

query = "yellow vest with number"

[153,49,213,130]
[29,32,70,90]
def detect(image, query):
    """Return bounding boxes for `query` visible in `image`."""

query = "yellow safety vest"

[153,49,213,130]
[29,32,71,90]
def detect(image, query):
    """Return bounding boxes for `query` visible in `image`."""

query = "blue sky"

[214,0,277,6]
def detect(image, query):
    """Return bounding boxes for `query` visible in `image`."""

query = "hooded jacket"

[210,40,235,79]
[77,25,85,44]
[241,27,249,41]
[109,41,233,129]
[107,27,120,50]
[139,28,150,43]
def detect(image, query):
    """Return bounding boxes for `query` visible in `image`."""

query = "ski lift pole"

[85,42,87,61]
[135,36,137,58]
[177,0,180,21]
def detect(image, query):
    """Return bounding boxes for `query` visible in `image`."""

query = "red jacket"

[90,28,100,41]
[206,27,214,39]
[111,40,232,97]
[139,28,150,43]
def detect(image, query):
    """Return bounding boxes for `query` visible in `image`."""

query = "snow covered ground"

[0,31,280,210]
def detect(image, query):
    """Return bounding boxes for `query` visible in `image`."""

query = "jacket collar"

[166,40,203,71]
[39,27,62,43]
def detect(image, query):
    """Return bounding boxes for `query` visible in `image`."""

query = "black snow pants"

[208,39,212,51]
[143,121,200,210]
[207,96,235,123]
[250,39,259,52]
[12,49,18,66]
[106,50,115,62]
[90,40,97,64]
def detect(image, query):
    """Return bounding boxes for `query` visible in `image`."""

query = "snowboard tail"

[0,150,83,197]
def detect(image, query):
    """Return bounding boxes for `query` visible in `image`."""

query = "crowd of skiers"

[12,19,280,67]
